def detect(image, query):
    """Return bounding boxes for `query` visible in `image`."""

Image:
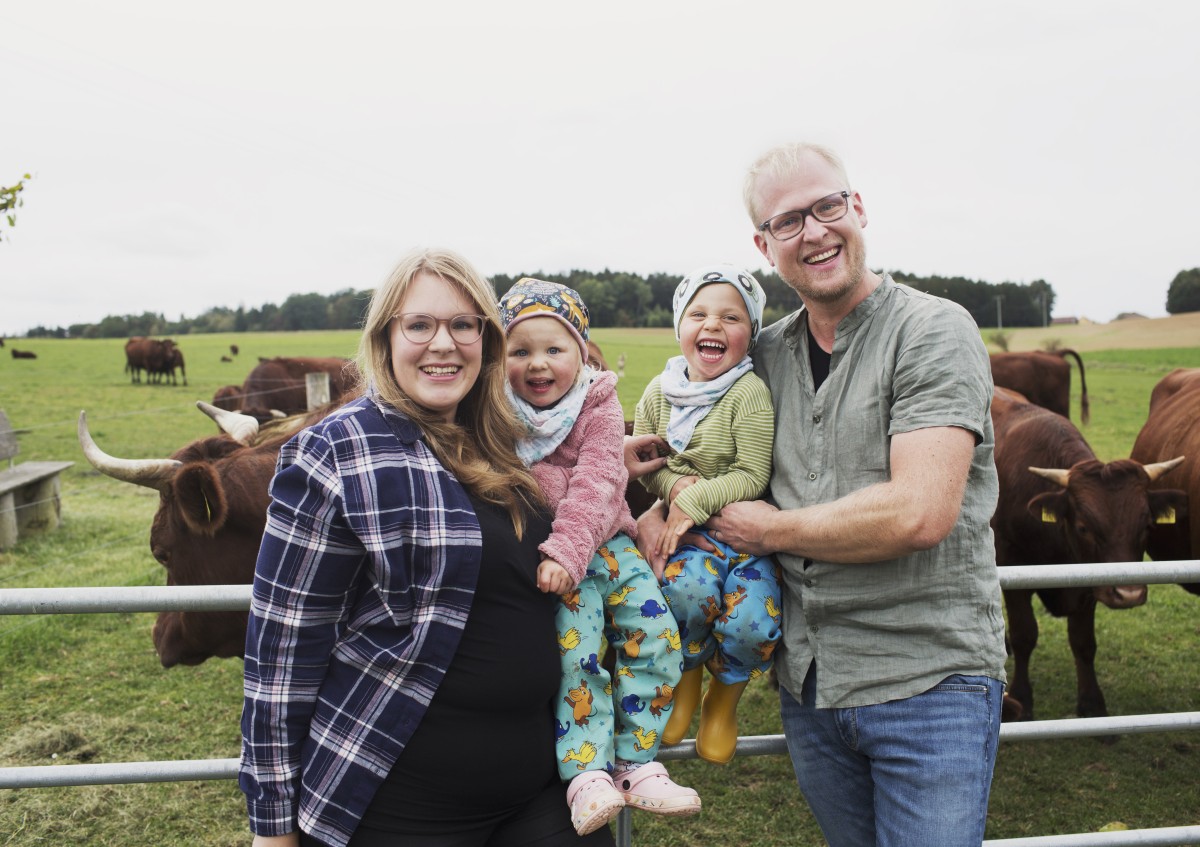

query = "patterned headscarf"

[498,277,591,362]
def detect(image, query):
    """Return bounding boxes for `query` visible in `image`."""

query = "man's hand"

[537,559,574,595]
[624,433,668,480]
[707,499,779,556]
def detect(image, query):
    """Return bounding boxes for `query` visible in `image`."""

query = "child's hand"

[657,503,695,560]
[537,559,573,595]
[668,475,699,504]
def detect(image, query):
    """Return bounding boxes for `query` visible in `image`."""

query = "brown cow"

[211,384,243,412]
[1130,368,1198,595]
[230,344,239,356]
[237,356,359,421]
[78,402,329,666]
[155,341,187,386]
[991,386,1184,719]
[124,337,179,384]
[10,349,36,359]
[124,337,157,383]
[991,349,1090,424]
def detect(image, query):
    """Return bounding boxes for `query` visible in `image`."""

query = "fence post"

[305,373,331,410]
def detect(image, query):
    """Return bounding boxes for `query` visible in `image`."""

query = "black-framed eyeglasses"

[394,313,486,345]
[757,191,852,241]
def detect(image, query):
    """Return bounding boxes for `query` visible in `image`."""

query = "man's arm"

[707,425,975,562]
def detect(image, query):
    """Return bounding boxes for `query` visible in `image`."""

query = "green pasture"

[0,330,1198,845]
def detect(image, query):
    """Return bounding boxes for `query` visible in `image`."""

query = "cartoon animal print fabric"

[662,531,782,684]
[555,532,683,777]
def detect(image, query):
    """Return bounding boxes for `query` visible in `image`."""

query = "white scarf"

[507,366,596,466]
[662,354,754,453]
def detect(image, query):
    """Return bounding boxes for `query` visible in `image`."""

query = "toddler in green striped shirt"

[632,263,779,765]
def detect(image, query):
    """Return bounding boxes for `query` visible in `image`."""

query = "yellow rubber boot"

[695,678,748,764]
[661,667,704,746]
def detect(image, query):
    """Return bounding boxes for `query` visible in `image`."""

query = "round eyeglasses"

[758,191,851,241]
[394,313,486,345]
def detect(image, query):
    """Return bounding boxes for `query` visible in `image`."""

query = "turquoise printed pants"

[555,532,683,781]
[661,530,782,684]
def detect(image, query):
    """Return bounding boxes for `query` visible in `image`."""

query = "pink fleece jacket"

[531,369,638,587]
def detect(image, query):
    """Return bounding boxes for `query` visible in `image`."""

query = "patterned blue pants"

[660,531,782,684]
[555,532,683,780]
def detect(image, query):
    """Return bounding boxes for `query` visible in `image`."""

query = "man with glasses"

[700,143,1009,846]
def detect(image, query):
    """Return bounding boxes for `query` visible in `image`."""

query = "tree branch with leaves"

[2,173,33,242]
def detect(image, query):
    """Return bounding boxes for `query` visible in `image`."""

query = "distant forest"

[24,269,1055,339]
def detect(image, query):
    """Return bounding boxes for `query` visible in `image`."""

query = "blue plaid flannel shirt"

[240,394,482,847]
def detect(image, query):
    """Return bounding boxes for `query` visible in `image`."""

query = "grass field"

[0,323,1198,846]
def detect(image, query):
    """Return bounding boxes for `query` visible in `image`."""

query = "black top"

[807,327,832,391]
[358,494,558,831]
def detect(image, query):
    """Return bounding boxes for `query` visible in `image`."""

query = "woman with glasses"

[240,248,614,847]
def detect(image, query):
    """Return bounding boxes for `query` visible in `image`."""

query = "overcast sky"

[3,1,1198,337]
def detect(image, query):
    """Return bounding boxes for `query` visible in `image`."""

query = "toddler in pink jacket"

[499,278,700,836]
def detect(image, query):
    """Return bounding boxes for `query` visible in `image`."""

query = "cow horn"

[196,400,259,446]
[77,411,181,491]
[1028,466,1070,487]
[1144,456,1185,481]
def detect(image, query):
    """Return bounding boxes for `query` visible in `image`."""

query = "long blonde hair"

[357,248,543,535]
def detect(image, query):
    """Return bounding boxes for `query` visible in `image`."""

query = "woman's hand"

[624,433,668,480]
[253,835,300,847]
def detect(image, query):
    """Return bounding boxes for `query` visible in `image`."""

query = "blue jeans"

[780,667,1002,847]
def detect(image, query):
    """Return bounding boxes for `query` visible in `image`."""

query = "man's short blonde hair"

[743,142,851,226]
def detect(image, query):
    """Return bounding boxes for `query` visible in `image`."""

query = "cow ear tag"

[1155,507,1176,525]
[1041,507,1057,523]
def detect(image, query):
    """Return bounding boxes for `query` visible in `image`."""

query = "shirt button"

[812,414,821,423]
[808,472,817,480]
[809,624,818,633]
[804,579,814,588]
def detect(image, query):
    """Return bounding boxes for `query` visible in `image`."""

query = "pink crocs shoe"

[612,762,701,816]
[566,771,625,836]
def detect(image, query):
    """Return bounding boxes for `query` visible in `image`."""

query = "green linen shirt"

[633,370,774,526]
[755,275,1007,708]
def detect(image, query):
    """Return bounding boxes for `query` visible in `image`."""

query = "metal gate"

[3,560,1199,846]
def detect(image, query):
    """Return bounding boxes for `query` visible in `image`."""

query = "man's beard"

[782,260,864,306]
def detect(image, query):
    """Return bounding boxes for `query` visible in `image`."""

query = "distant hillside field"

[985,310,1200,352]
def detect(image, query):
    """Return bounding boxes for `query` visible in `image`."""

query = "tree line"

[26,270,1062,339]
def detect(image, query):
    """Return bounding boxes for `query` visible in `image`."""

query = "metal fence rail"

[2,559,1199,847]
[3,561,1198,616]
[7,712,1200,790]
